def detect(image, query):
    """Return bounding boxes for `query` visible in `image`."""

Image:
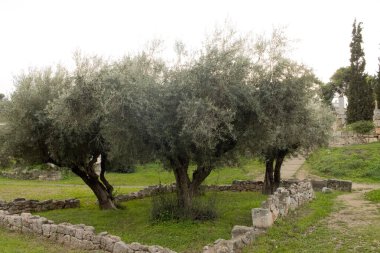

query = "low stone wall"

[311,179,352,192]
[115,184,176,202]
[0,198,80,214]
[115,181,264,203]
[0,169,62,181]
[207,180,263,192]
[203,180,315,253]
[0,211,176,253]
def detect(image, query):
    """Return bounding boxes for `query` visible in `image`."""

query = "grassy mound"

[306,142,380,182]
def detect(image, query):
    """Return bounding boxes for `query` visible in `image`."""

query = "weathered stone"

[70,237,82,249]
[74,228,84,240]
[252,208,273,228]
[100,235,116,252]
[42,224,51,237]
[327,179,352,192]
[231,225,254,239]
[114,241,131,253]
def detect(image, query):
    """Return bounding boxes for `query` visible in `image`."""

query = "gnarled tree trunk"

[173,163,192,211]
[262,157,275,194]
[171,157,213,212]
[190,166,212,197]
[273,150,287,189]
[71,154,116,210]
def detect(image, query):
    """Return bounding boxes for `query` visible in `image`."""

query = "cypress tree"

[375,58,380,107]
[346,20,374,123]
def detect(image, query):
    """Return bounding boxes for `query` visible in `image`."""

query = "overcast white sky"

[0,0,379,95]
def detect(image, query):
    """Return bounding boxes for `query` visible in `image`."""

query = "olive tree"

[45,55,121,209]
[252,33,333,194]
[4,67,71,163]
[5,56,121,209]
[136,31,258,210]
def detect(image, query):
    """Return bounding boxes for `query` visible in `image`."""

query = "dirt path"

[295,161,380,251]
[281,156,305,179]
[255,155,306,181]
[327,183,380,229]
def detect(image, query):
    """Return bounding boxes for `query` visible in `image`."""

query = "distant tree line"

[0,28,332,210]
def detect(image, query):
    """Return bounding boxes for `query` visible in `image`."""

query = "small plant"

[348,120,375,135]
[151,188,218,221]
[347,120,375,143]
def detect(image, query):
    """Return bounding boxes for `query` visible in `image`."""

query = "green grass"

[0,228,89,253]
[0,177,141,208]
[37,192,265,252]
[0,158,264,187]
[306,142,380,182]
[244,192,341,252]
[0,159,264,252]
[365,189,380,203]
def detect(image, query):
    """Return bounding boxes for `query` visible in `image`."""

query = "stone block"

[327,179,352,192]
[231,225,254,239]
[252,208,273,228]
[74,228,84,240]
[42,224,51,237]
[311,180,327,191]
[114,241,131,253]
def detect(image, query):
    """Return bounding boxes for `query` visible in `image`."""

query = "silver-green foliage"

[4,67,71,163]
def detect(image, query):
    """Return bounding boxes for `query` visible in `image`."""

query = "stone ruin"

[0,167,62,181]
[311,178,352,192]
[114,180,264,203]
[202,180,315,253]
[0,211,175,253]
[331,96,380,146]
[0,198,80,214]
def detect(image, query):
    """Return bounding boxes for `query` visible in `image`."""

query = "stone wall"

[207,180,263,192]
[115,181,264,203]
[203,180,315,253]
[0,168,62,181]
[0,211,176,253]
[0,198,80,214]
[311,179,352,192]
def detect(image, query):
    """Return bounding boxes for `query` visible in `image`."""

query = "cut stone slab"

[252,208,273,228]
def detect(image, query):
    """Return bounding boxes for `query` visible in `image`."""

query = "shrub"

[151,189,218,221]
[348,120,375,135]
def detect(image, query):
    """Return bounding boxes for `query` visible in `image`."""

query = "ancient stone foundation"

[0,211,175,253]
[0,198,80,214]
[311,179,352,192]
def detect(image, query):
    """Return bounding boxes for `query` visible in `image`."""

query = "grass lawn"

[306,142,380,182]
[38,192,266,252]
[0,157,264,187]
[0,158,265,252]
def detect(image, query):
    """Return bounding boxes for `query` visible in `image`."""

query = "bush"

[106,160,136,173]
[151,189,218,221]
[348,120,375,135]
